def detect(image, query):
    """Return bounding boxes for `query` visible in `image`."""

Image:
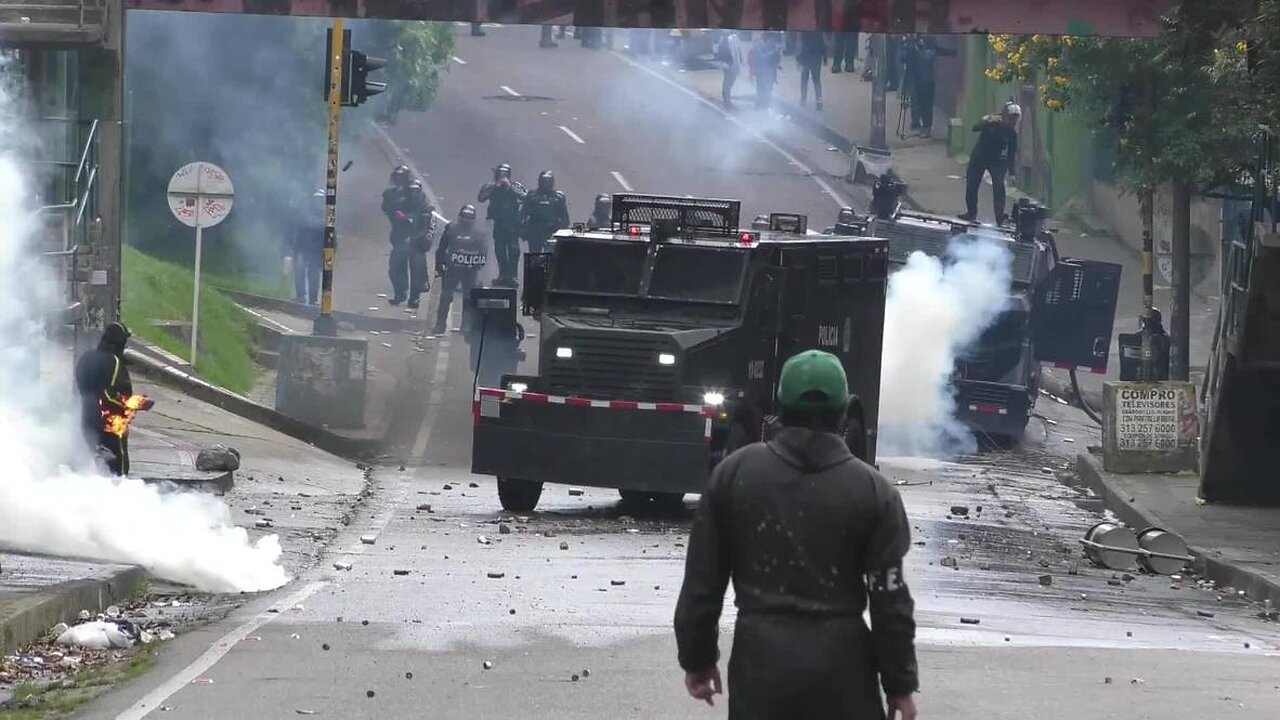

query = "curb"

[124,348,383,461]
[220,289,423,335]
[1074,453,1280,606]
[0,566,147,656]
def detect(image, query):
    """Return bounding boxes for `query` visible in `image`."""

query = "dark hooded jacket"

[674,426,918,714]
[74,323,133,435]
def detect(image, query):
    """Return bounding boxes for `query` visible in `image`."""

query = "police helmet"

[537,170,555,192]
[1003,101,1023,118]
[390,165,412,186]
[407,179,423,191]
[494,163,512,178]
[777,350,849,411]
[458,204,478,220]
[837,206,857,224]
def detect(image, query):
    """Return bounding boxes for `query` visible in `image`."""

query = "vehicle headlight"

[556,346,573,359]
[703,391,725,406]
[658,353,676,366]
[509,382,528,393]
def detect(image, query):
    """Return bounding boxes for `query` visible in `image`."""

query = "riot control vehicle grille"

[546,331,680,401]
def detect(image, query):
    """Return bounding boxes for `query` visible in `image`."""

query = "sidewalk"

[1076,452,1280,607]
[2,357,368,657]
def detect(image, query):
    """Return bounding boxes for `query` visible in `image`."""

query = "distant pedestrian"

[831,30,858,73]
[748,33,782,111]
[674,349,919,719]
[959,101,1021,225]
[903,36,953,137]
[797,31,827,110]
[716,31,746,109]
[290,189,325,305]
[540,24,557,48]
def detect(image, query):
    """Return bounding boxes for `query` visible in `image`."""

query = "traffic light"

[349,51,387,106]
[323,29,388,107]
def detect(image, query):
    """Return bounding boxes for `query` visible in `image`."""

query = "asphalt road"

[77,24,1280,720]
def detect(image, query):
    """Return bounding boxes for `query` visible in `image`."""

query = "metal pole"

[869,34,887,151]
[1140,193,1154,380]
[315,19,344,337]
[191,214,203,369]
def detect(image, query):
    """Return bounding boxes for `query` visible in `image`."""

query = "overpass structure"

[1,0,123,352]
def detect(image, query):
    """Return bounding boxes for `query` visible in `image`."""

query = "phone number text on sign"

[1115,387,1181,451]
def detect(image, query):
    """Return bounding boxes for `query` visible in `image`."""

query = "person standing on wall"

[959,101,1022,225]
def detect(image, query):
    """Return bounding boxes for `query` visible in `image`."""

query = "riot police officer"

[405,179,436,310]
[433,205,490,335]
[520,171,570,256]
[587,193,611,230]
[381,165,423,305]
[478,162,526,287]
[825,206,866,236]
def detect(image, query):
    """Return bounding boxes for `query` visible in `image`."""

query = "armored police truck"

[471,194,889,512]
[866,180,1123,438]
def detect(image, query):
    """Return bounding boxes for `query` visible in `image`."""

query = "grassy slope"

[121,245,259,394]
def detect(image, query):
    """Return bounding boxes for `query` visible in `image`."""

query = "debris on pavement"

[1038,574,1053,587]
[487,571,505,579]
[393,569,411,576]
[559,541,570,550]
[940,556,958,569]
[483,661,493,670]
[949,505,969,517]
[56,621,134,650]
[360,535,377,545]
[498,523,512,535]
[959,617,981,625]
[196,444,241,472]
[568,488,585,496]
[334,561,353,571]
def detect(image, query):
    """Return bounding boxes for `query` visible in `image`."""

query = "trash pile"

[0,602,178,687]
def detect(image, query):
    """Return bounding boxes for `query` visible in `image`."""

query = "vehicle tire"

[497,478,543,512]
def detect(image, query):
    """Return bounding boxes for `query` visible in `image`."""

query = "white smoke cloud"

[879,233,1013,457]
[0,59,288,594]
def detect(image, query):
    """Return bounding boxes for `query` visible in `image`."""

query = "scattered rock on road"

[559,541,570,550]
[333,561,353,571]
[483,661,493,670]
[393,569,410,576]
[1038,574,1053,587]
[940,556,958,569]
[959,617,980,625]
[360,535,376,545]
[487,572,505,579]
[196,445,241,472]
[498,523,512,535]
[949,505,969,517]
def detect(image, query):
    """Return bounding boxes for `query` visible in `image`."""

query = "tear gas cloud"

[0,66,288,593]
[878,234,1013,457]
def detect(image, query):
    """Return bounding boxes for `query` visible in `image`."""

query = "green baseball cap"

[776,350,849,410]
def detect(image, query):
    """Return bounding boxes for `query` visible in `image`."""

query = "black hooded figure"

[74,322,151,476]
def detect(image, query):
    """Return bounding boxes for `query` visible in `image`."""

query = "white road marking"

[114,581,327,720]
[559,125,586,144]
[451,56,467,65]
[411,336,453,461]
[500,85,521,97]
[610,171,634,191]
[612,52,848,208]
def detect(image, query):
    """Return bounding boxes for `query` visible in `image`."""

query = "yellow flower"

[1047,57,1059,68]
[1054,76,1068,86]
[993,40,1008,54]
[1046,99,1064,111]
[1063,36,1076,47]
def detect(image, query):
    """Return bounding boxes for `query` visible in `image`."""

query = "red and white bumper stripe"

[474,387,716,440]
[968,403,1009,416]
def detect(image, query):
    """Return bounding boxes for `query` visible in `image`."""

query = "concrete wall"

[1088,183,1223,299]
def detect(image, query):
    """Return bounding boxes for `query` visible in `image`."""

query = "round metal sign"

[167,162,235,229]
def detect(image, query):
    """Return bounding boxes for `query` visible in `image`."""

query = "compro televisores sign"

[1102,381,1200,474]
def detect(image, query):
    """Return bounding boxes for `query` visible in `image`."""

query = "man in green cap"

[674,349,919,719]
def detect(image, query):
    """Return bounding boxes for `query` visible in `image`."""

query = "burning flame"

[102,394,149,437]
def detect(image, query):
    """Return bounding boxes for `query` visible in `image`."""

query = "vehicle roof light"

[628,225,642,237]
[739,232,755,246]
